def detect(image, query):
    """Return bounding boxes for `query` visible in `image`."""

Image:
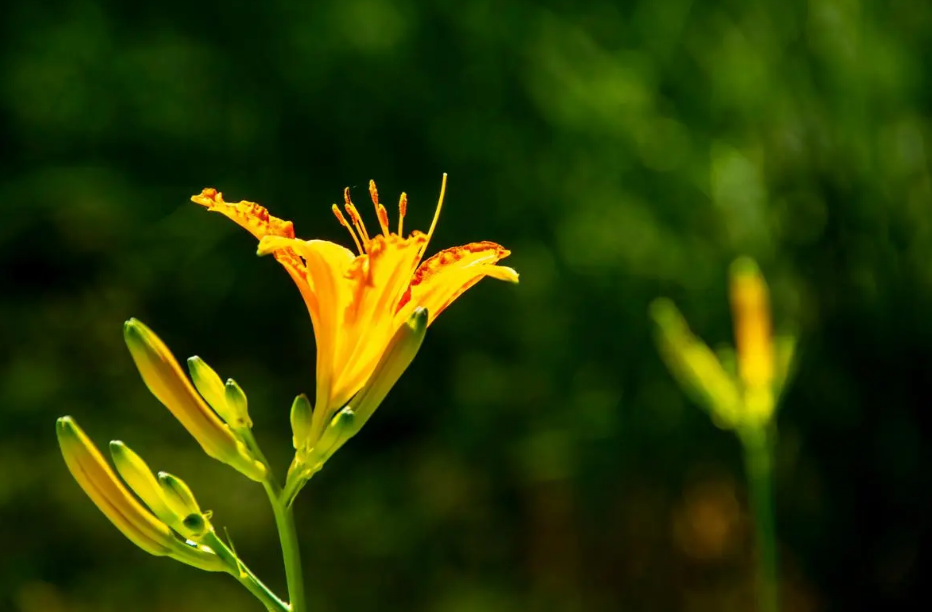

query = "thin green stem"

[265,480,307,612]
[240,428,308,612]
[740,426,779,612]
[201,530,290,612]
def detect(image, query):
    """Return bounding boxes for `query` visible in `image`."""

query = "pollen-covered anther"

[369,180,391,235]
[332,204,364,254]
[398,192,408,235]
[343,188,372,249]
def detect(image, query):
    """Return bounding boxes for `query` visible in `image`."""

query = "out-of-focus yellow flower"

[651,258,795,430]
[124,319,266,482]
[56,417,224,572]
[729,257,775,422]
[192,175,518,450]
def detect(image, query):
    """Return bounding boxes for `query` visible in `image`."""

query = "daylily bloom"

[192,175,518,448]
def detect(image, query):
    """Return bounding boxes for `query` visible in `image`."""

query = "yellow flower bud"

[123,319,266,482]
[56,417,223,572]
[223,378,252,429]
[158,472,210,539]
[345,306,428,434]
[729,258,776,424]
[304,407,356,469]
[729,258,774,390]
[290,394,313,450]
[109,441,180,529]
[650,299,741,428]
[187,356,227,416]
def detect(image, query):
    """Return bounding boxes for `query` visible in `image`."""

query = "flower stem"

[240,428,308,612]
[265,479,307,612]
[201,530,290,612]
[740,426,779,612]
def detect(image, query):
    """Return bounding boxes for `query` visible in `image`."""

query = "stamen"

[370,180,391,235]
[377,204,390,236]
[344,188,371,250]
[332,204,365,255]
[398,192,408,236]
[421,173,447,255]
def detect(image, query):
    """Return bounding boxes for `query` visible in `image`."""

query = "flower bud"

[123,319,266,482]
[290,394,313,450]
[729,258,774,390]
[109,441,179,529]
[346,307,428,434]
[158,472,210,539]
[56,417,223,571]
[650,299,741,428]
[187,356,227,416]
[729,258,776,424]
[224,378,252,429]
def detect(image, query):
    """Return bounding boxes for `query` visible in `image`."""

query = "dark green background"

[2,0,930,610]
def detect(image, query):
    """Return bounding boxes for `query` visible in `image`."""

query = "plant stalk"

[201,530,290,612]
[240,428,308,612]
[740,426,779,612]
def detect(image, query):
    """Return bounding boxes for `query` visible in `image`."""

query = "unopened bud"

[347,307,428,433]
[223,379,252,429]
[123,319,265,482]
[290,394,313,450]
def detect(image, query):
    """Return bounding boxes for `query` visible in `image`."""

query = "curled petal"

[401,241,519,324]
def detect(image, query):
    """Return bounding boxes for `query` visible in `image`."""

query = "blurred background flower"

[1,0,930,610]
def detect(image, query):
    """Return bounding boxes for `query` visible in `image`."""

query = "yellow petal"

[193,188,310,306]
[330,233,427,410]
[401,241,518,325]
[123,319,266,482]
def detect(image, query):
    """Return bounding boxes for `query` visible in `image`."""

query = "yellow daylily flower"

[56,417,225,572]
[192,175,518,447]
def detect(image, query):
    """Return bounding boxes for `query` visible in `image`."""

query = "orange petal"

[263,238,356,419]
[192,189,308,297]
[401,241,519,324]
[192,189,295,241]
[331,233,427,408]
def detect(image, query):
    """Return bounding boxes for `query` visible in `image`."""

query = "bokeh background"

[2,0,931,610]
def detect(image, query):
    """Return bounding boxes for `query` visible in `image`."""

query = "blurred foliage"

[2,0,931,610]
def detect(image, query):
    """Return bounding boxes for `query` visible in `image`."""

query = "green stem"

[740,426,779,612]
[264,479,308,612]
[202,530,290,612]
[240,428,308,612]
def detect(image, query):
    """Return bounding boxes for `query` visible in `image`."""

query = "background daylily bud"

[57,417,224,571]
[729,258,777,426]
[773,334,797,398]
[123,319,266,482]
[110,441,181,530]
[650,299,741,429]
[346,307,429,434]
[290,394,313,450]
[224,379,253,429]
[729,257,774,391]
[187,356,228,416]
[158,472,210,539]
